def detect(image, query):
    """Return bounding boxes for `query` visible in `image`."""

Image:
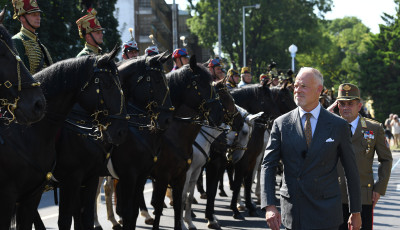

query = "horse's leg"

[104,176,122,229]
[151,176,169,230]
[166,187,173,206]
[16,193,42,230]
[230,157,246,220]
[93,177,104,230]
[205,157,221,229]
[33,210,46,230]
[58,176,82,230]
[226,160,234,190]
[118,172,137,230]
[185,165,203,230]
[81,176,101,230]
[244,173,258,217]
[254,153,263,204]
[0,189,16,229]
[138,177,153,225]
[195,167,206,199]
[171,177,185,230]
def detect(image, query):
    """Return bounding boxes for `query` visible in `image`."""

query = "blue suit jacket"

[261,107,361,229]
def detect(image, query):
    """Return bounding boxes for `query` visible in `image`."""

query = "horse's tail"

[9,206,16,230]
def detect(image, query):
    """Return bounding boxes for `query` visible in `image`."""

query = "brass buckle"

[4,81,12,88]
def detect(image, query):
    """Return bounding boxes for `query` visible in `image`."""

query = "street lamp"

[242,3,260,67]
[288,44,298,71]
[180,36,187,47]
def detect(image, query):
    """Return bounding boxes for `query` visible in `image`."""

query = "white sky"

[166,0,398,34]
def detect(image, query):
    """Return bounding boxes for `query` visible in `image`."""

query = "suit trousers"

[339,203,373,230]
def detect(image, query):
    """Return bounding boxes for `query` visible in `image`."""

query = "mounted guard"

[76,7,104,57]
[11,0,52,75]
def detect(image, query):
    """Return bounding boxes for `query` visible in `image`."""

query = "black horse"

[148,56,224,230]
[0,8,45,124]
[54,52,172,230]
[0,48,127,229]
[204,81,281,224]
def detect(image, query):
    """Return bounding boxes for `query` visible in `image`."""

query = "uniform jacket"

[261,107,362,229]
[76,42,101,57]
[338,115,392,205]
[12,27,53,75]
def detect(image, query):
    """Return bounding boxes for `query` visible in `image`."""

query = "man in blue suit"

[261,67,362,230]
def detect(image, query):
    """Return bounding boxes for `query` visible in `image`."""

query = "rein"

[127,63,174,131]
[78,58,129,140]
[216,85,240,130]
[0,35,41,124]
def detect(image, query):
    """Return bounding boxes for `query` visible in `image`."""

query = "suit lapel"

[291,108,308,150]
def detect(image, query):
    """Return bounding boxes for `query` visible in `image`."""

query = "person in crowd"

[328,83,393,230]
[171,48,189,71]
[261,67,362,230]
[122,28,139,60]
[208,57,224,81]
[391,114,400,147]
[238,67,252,87]
[226,68,240,89]
[12,0,52,74]
[76,8,104,57]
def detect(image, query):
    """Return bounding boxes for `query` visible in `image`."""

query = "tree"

[0,0,120,62]
[186,0,333,76]
[358,2,400,122]
[297,17,371,89]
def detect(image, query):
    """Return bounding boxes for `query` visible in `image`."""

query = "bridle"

[127,58,175,131]
[181,69,220,126]
[0,34,41,124]
[79,58,129,140]
[215,85,240,130]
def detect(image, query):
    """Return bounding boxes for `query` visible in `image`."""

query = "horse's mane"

[0,24,17,54]
[33,55,94,98]
[230,84,266,101]
[167,63,212,88]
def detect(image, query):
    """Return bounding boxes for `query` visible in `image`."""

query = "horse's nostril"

[34,98,45,114]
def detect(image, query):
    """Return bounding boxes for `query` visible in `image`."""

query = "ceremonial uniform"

[335,83,393,230]
[226,68,239,90]
[76,8,104,57]
[11,0,52,75]
[76,42,101,57]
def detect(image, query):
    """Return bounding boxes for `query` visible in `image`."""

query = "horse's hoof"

[94,226,103,230]
[207,221,221,229]
[232,212,245,220]
[200,193,207,199]
[189,227,197,230]
[192,197,198,204]
[248,209,259,217]
[169,200,174,206]
[219,190,228,197]
[237,205,246,211]
[145,218,154,225]
[191,210,196,218]
[112,224,123,230]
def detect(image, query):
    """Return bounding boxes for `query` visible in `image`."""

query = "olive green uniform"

[338,115,392,205]
[76,42,101,57]
[12,27,52,75]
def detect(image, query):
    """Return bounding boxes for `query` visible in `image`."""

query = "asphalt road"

[37,151,400,229]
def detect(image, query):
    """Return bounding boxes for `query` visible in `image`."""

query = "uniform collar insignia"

[21,26,37,41]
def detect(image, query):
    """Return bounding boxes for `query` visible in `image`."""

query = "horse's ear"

[157,51,171,64]
[189,55,197,71]
[282,81,288,89]
[0,6,6,24]
[107,44,120,62]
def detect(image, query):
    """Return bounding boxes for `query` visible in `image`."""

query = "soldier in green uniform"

[226,68,240,89]
[11,0,52,75]
[76,8,104,57]
[328,83,393,230]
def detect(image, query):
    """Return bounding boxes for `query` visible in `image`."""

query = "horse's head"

[78,46,128,144]
[118,51,174,131]
[213,79,244,132]
[168,55,224,126]
[0,7,46,125]
[271,82,297,114]
[319,89,332,109]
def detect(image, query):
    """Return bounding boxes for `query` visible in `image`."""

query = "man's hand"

[265,205,281,230]
[327,99,338,113]
[372,191,381,209]
[348,212,362,230]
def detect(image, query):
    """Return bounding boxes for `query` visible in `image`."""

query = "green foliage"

[358,4,400,122]
[0,0,120,62]
[187,0,333,76]
[297,17,371,90]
